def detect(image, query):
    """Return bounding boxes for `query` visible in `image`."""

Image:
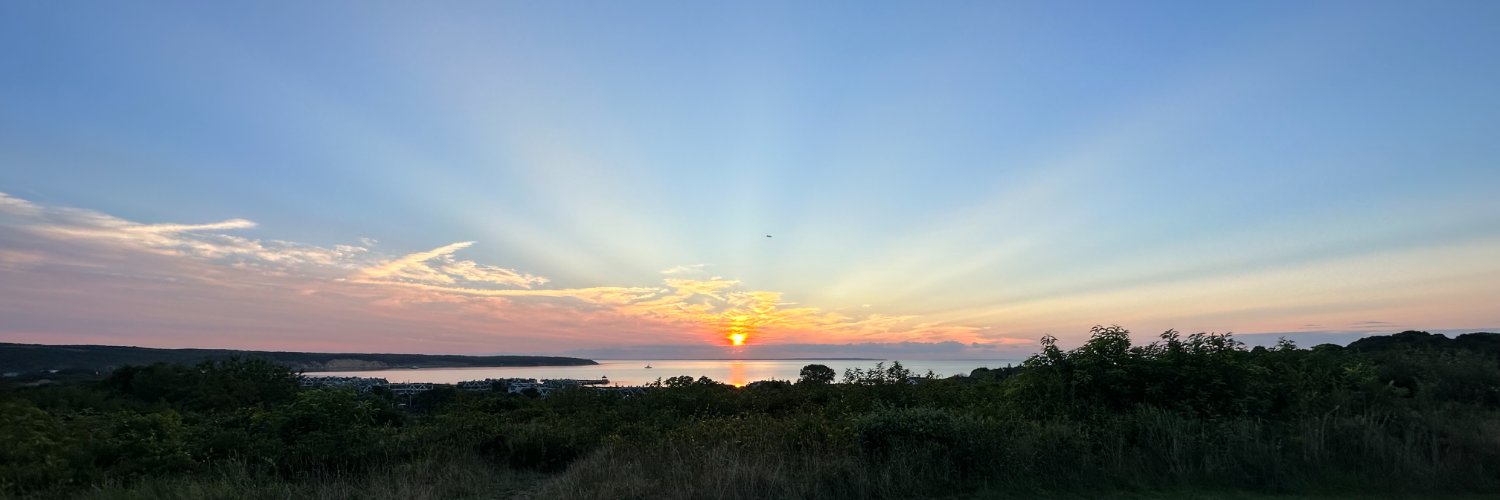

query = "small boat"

[644,364,653,369]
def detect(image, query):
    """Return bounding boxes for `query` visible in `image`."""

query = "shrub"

[250,389,398,473]
[82,410,195,478]
[0,400,77,493]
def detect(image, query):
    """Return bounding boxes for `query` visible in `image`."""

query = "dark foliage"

[103,358,300,412]
[798,364,836,385]
[4,328,1500,498]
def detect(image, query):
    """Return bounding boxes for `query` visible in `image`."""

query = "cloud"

[3,197,357,272]
[439,257,549,288]
[0,249,46,270]
[0,192,42,216]
[357,273,986,346]
[130,219,258,233]
[566,340,1037,361]
[355,242,548,288]
[661,264,707,275]
[0,193,996,354]
[350,243,989,346]
[358,242,474,284]
[602,278,986,345]
[355,279,662,303]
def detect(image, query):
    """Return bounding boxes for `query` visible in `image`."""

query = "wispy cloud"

[0,193,988,353]
[0,192,42,216]
[3,194,358,272]
[661,263,707,275]
[130,219,258,233]
[354,241,546,289]
[358,242,473,282]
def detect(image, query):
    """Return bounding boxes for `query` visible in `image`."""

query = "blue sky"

[1,1,1497,355]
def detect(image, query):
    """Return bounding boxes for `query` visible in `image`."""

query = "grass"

[56,453,543,500]
[531,408,1500,500]
[24,440,1499,500]
[537,443,1498,500]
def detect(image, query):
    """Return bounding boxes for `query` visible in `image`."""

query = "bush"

[82,410,195,479]
[250,389,399,474]
[0,400,77,493]
[500,421,596,472]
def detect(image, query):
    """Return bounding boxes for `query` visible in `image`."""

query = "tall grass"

[16,409,1499,499]
[537,408,1500,499]
[57,453,542,500]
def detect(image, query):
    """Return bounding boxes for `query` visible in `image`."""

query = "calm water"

[310,359,1025,387]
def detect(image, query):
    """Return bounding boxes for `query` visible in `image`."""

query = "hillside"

[0,342,597,373]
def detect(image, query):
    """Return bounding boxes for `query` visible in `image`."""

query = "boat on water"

[644,363,653,369]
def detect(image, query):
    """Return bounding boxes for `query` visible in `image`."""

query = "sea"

[308,359,1027,387]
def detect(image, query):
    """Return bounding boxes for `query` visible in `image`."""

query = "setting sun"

[722,314,756,347]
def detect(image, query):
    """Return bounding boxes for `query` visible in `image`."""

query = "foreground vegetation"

[3,328,1498,499]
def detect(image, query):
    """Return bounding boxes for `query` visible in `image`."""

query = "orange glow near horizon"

[723,313,755,346]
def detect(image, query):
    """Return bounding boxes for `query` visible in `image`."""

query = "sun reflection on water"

[728,361,747,387]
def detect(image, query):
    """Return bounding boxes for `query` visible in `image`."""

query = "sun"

[722,314,754,347]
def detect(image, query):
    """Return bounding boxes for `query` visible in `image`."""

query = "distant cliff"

[0,342,597,373]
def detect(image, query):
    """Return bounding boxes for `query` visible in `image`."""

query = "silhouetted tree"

[798,364,835,385]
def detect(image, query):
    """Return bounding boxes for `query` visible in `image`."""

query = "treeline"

[2,329,1498,499]
[0,342,596,374]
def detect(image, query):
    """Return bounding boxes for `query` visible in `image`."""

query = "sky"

[1,1,1498,358]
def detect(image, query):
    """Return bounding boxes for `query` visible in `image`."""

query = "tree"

[798,364,836,385]
[841,362,914,385]
[102,358,298,412]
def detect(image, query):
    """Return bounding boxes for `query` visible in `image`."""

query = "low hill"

[1346,331,1500,354]
[0,342,597,374]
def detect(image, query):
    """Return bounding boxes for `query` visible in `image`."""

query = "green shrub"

[249,389,399,474]
[82,410,196,478]
[0,400,78,493]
